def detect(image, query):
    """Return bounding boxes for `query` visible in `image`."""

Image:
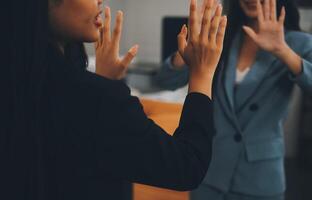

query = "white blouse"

[236,67,250,84]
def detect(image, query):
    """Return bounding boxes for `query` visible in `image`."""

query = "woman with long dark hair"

[0,0,227,199]
[155,0,312,199]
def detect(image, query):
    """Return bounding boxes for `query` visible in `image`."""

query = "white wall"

[86,1,312,63]
[86,0,201,62]
[118,0,191,63]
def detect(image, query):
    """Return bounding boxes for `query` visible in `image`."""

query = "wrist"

[273,44,303,75]
[190,66,216,80]
[188,71,215,99]
[272,43,291,59]
[188,78,213,99]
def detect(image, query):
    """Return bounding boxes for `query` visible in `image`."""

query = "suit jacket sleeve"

[288,32,312,94]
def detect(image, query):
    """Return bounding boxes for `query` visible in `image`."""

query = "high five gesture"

[178,0,227,98]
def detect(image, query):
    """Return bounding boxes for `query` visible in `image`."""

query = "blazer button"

[234,133,242,142]
[249,103,259,112]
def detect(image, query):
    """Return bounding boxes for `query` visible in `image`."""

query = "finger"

[95,30,101,49]
[196,0,206,29]
[121,45,139,68]
[257,0,264,22]
[270,0,276,21]
[199,3,213,42]
[243,26,258,42]
[103,6,111,43]
[99,25,104,46]
[216,16,227,48]
[200,0,215,17]
[98,25,105,48]
[189,0,199,42]
[96,12,105,47]
[199,0,208,19]
[264,0,270,21]
[278,6,286,25]
[111,10,123,55]
[178,24,188,56]
[212,0,219,17]
[209,4,222,45]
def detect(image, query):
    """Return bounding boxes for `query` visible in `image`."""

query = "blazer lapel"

[224,32,242,111]
[235,49,278,111]
[215,66,242,131]
[215,33,243,131]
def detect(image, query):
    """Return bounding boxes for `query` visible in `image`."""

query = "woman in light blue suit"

[155,0,312,199]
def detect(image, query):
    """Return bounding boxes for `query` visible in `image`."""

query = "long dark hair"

[1,0,87,198]
[222,0,301,63]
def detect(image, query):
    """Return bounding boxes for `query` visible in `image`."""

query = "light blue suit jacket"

[155,31,312,196]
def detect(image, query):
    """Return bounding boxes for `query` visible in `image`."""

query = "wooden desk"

[133,99,189,200]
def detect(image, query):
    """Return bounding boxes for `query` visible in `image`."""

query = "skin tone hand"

[178,0,227,98]
[172,0,220,68]
[95,7,139,80]
[242,0,303,75]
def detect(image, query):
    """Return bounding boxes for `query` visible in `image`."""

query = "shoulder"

[45,48,132,103]
[285,31,312,53]
[285,30,312,40]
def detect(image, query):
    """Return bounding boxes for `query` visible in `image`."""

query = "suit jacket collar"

[223,31,278,112]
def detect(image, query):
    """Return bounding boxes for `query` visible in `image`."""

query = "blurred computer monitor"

[161,17,188,62]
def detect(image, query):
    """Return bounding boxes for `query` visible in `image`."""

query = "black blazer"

[1,48,215,200]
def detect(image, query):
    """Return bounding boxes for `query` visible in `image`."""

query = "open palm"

[95,7,138,80]
[243,0,287,54]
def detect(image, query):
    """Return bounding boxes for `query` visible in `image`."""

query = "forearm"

[97,93,214,191]
[188,73,214,99]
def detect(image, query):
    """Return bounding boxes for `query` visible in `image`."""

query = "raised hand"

[243,0,303,75]
[242,0,287,55]
[198,0,220,25]
[95,7,139,80]
[178,0,227,98]
[171,0,220,68]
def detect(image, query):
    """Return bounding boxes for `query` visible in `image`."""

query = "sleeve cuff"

[289,58,312,93]
[289,59,312,83]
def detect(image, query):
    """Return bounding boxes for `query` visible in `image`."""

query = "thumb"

[278,6,286,25]
[120,45,139,68]
[242,26,258,43]
[178,24,188,57]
